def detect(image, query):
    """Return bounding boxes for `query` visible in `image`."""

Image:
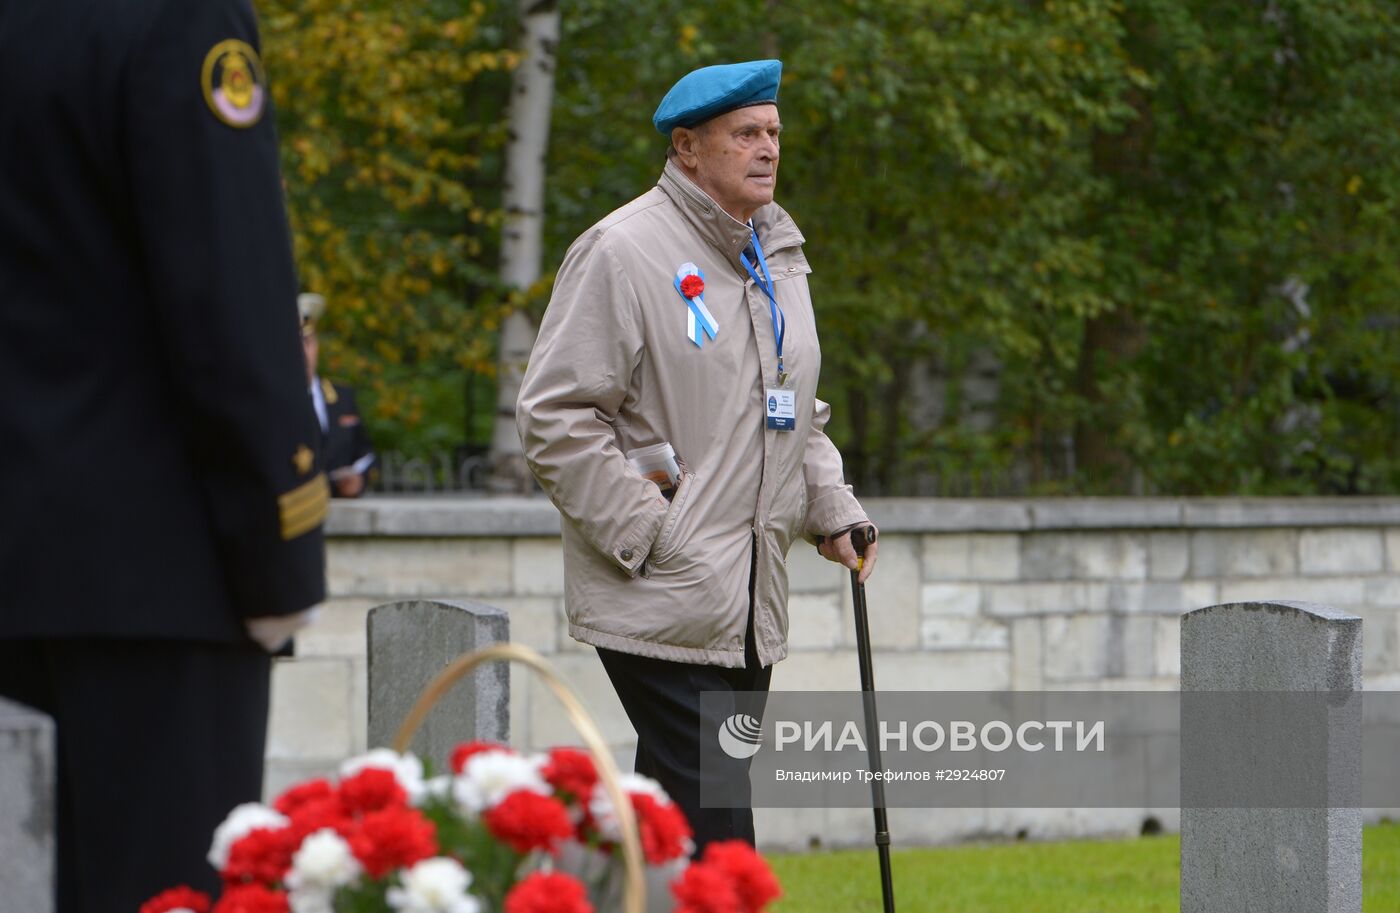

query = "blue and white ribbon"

[674,262,719,348]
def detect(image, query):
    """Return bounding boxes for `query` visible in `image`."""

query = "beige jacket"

[517,161,867,667]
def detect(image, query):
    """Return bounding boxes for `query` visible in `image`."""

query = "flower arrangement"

[140,741,781,913]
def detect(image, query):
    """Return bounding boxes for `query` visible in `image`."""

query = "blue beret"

[653,59,782,135]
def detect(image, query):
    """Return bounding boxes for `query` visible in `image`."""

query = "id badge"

[765,385,796,431]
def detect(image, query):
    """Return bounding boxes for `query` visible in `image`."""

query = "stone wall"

[268,497,1400,850]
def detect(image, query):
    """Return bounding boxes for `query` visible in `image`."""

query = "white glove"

[245,606,321,653]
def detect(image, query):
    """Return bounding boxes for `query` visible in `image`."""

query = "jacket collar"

[657,160,805,266]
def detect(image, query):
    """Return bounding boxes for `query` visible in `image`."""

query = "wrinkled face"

[673,104,781,223]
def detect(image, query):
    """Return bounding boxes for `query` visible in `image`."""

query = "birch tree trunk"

[487,0,559,493]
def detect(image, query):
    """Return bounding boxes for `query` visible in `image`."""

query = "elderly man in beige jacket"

[517,59,877,852]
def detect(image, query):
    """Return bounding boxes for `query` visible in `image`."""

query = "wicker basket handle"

[392,642,645,913]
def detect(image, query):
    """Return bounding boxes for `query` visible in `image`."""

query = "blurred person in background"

[299,292,377,498]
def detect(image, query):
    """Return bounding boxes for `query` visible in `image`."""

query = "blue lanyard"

[739,226,785,380]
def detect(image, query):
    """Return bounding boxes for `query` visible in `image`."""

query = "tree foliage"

[545,0,1400,495]
[264,0,1400,494]
[1102,0,1400,495]
[260,0,517,452]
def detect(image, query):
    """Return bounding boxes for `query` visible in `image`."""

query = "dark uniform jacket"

[315,377,376,489]
[0,0,327,644]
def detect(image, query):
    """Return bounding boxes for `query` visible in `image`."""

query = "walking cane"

[823,525,896,912]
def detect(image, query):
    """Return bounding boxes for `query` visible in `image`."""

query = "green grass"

[768,821,1400,912]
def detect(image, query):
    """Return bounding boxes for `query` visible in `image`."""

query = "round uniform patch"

[201,39,267,128]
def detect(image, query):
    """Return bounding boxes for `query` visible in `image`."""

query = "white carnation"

[288,828,361,889]
[207,802,289,870]
[386,857,482,913]
[285,828,362,913]
[339,748,427,804]
[452,750,549,815]
[588,773,671,843]
[422,774,454,801]
[617,772,670,803]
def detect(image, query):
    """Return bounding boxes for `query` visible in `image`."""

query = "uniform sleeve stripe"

[280,474,329,540]
[282,503,327,540]
[279,473,327,510]
[282,496,328,540]
[282,492,327,526]
[280,489,325,519]
[280,476,328,516]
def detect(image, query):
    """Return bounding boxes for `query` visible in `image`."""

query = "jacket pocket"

[649,470,696,566]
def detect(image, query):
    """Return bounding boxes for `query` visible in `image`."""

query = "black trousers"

[596,545,772,854]
[596,644,772,854]
[0,639,271,913]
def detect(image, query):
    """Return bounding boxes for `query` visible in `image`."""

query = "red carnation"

[211,883,289,913]
[285,795,353,844]
[700,841,782,913]
[504,871,595,913]
[273,779,335,818]
[672,862,741,913]
[140,886,211,913]
[483,790,575,854]
[541,747,598,801]
[348,806,438,878]
[451,740,511,774]
[680,274,705,298]
[632,793,693,864]
[222,826,297,886]
[338,766,407,815]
